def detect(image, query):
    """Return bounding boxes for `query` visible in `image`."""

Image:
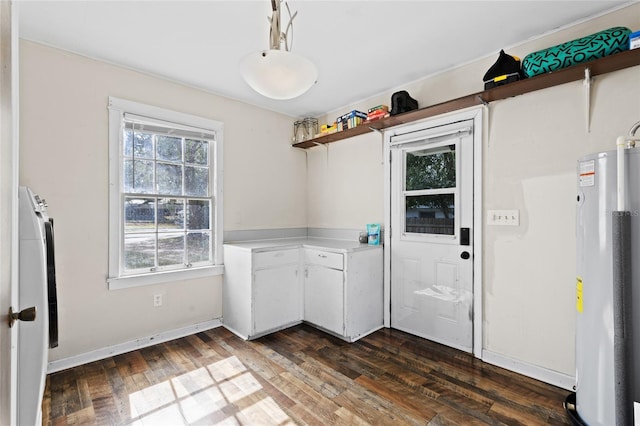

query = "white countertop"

[224,237,381,253]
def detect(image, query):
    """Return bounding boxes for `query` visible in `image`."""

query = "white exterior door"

[390,119,474,352]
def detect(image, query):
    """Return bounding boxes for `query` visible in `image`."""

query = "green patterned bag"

[522,27,631,78]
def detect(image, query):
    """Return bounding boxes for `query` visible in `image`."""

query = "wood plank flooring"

[43,324,572,425]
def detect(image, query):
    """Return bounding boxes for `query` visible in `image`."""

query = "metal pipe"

[617,136,627,211]
[629,120,640,137]
[616,133,640,211]
[611,212,634,426]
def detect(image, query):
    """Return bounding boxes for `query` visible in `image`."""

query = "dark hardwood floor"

[43,324,572,425]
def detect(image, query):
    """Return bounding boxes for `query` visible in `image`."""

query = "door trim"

[383,106,484,358]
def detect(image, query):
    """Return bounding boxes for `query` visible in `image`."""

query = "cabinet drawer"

[254,249,299,269]
[304,249,343,270]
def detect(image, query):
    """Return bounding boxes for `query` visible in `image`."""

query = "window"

[108,97,223,289]
[403,144,457,236]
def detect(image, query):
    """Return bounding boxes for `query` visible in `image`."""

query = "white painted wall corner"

[482,349,575,391]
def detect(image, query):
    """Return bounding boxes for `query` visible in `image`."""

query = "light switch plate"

[487,209,519,226]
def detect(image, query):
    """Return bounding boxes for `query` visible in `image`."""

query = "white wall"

[484,66,640,375]
[307,131,385,229]
[19,40,306,361]
[307,3,640,377]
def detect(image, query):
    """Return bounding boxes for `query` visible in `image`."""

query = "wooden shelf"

[292,48,640,149]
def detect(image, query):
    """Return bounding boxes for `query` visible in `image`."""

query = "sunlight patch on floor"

[127,355,291,425]
[235,397,295,425]
[219,372,262,404]
[128,381,175,418]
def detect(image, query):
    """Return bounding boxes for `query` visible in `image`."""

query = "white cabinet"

[223,245,301,339]
[303,247,383,342]
[223,240,383,342]
[254,265,301,335]
[304,264,344,335]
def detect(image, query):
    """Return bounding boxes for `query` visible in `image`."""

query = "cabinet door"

[304,265,344,335]
[254,265,301,335]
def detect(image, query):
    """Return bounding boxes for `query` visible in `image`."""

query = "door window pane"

[124,198,155,233]
[158,233,185,267]
[124,234,156,270]
[405,194,455,235]
[406,145,456,190]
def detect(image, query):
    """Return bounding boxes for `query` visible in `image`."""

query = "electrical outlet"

[153,294,163,307]
[487,209,520,226]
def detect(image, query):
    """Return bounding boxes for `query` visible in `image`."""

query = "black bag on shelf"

[390,90,418,116]
[483,49,523,90]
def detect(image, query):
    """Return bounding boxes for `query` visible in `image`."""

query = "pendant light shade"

[240,49,318,100]
[241,1,317,100]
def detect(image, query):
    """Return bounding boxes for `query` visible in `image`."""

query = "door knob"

[460,251,471,260]
[8,306,36,328]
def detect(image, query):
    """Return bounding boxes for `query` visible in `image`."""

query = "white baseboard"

[221,324,249,341]
[47,319,222,374]
[482,350,576,391]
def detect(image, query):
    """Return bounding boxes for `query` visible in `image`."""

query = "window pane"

[158,198,184,231]
[158,233,185,267]
[187,200,210,230]
[124,234,156,270]
[123,130,133,157]
[406,146,456,191]
[131,131,154,159]
[406,194,455,235]
[124,160,154,193]
[187,232,211,263]
[124,197,156,233]
[156,136,182,162]
[185,139,208,165]
[156,163,183,195]
[185,166,208,196]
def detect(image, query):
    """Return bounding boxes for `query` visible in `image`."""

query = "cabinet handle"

[318,254,327,258]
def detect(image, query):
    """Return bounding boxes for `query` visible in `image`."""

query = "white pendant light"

[240,1,317,100]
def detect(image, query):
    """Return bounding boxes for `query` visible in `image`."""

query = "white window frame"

[400,140,460,244]
[107,97,224,290]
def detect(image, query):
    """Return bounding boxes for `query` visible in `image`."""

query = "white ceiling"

[17,0,630,118]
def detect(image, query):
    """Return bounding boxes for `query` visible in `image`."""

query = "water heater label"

[579,160,595,187]
[576,277,584,313]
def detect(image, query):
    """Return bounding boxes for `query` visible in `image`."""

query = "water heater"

[575,148,640,425]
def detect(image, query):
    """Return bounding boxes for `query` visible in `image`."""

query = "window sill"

[107,265,224,290]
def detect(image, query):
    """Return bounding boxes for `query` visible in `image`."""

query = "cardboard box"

[630,30,640,50]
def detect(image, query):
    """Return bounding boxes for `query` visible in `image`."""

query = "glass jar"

[293,120,306,143]
[303,117,318,140]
